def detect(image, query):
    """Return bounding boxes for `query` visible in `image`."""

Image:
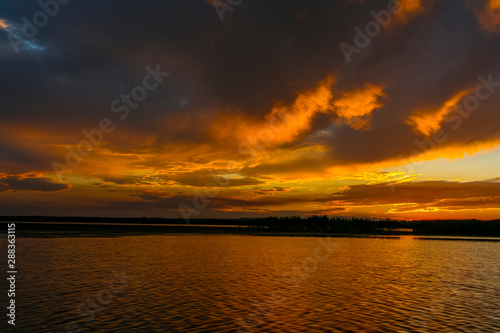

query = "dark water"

[3,235,500,332]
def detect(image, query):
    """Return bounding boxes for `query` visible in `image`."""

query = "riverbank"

[2,222,500,241]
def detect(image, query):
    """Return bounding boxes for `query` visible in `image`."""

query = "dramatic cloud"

[0,0,499,218]
[469,0,500,32]
[0,174,69,192]
[330,180,500,206]
[209,77,334,147]
[332,84,385,129]
[407,90,470,136]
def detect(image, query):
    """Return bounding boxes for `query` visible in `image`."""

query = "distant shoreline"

[2,221,500,241]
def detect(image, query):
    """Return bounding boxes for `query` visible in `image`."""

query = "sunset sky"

[0,0,500,219]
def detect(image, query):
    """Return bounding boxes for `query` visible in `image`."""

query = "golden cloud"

[0,19,8,29]
[469,0,500,32]
[210,78,385,149]
[332,84,385,129]
[393,0,439,25]
[406,89,470,136]
[209,76,335,147]
[400,0,422,13]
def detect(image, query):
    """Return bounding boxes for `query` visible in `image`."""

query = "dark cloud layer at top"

[0,0,500,173]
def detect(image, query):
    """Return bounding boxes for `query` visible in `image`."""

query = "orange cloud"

[0,19,8,29]
[469,0,500,32]
[332,84,385,129]
[210,78,385,148]
[393,0,437,24]
[406,89,470,136]
[209,77,335,147]
[400,0,422,13]
[491,0,500,9]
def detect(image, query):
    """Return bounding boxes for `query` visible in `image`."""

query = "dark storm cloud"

[0,137,62,174]
[97,175,155,186]
[0,175,69,192]
[319,0,500,164]
[0,0,357,120]
[1,0,500,172]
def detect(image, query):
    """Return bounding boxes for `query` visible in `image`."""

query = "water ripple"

[3,235,500,332]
